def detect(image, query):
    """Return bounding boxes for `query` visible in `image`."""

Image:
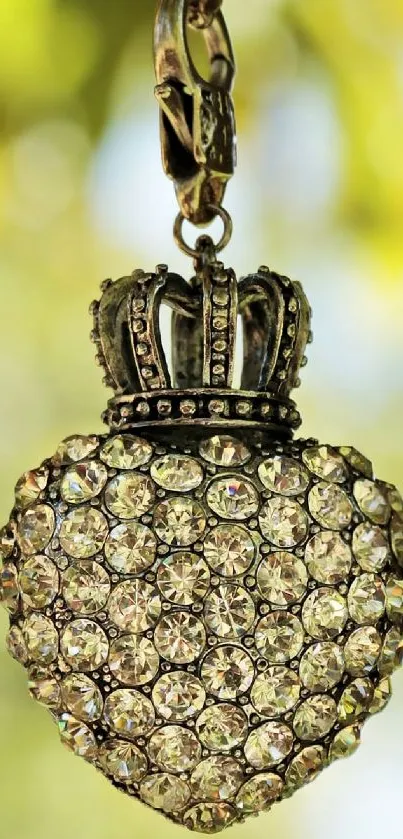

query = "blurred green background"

[0,0,402,837]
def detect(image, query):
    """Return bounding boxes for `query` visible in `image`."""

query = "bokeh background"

[0,1,402,837]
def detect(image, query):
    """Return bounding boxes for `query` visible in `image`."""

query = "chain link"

[188,0,223,29]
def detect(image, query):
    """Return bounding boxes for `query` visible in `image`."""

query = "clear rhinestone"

[58,714,97,760]
[15,466,48,509]
[6,625,28,663]
[61,673,103,721]
[255,611,304,663]
[302,446,347,483]
[104,688,155,738]
[204,584,255,638]
[348,574,386,625]
[184,803,236,833]
[23,614,58,664]
[148,725,202,774]
[258,456,309,496]
[259,497,309,547]
[353,479,391,525]
[206,476,259,520]
[251,666,300,717]
[60,618,109,670]
[109,634,159,685]
[53,435,99,466]
[257,552,308,605]
[201,644,254,699]
[236,773,283,814]
[305,532,352,585]
[369,676,392,715]
[157,552,210,605]
[338,677,374,723]
[62,561,110,614]
[150,454,203,491]
[17,504,55,554]
[59,507,108,559]
[105,521,156,575]
[308,482,353,530]
[352,522,391,572]
[391,512,403,565]
[293,694,337,740]
[28,668,61,709]
[99,739,148,783]
[203,524,255,577]
[302,588,348,640]
[385,484,403,513]
[338,447,373,478]
[285,745,326,792]
[199,435,251,467]
[154,611,206,664]
[300,642,345,691]
[386,575,403,622]
[344,627,382,676]
[100,434,153,469]
[379,627,403,675]
[60,460,107,504]
[0,562,19,613]
[140,773,190,813]
[329,725,361,761]
[105,472,155,519]
[108,579,161,632]
[152,672,206,721]
[244,721,293,769]
[0,527,15,560]
[196,703,248,750]
[153,498,206,546]
[19,555,59,609]
[190,756,244,801]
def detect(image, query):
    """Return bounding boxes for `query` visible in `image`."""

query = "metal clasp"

[154,0,236,226]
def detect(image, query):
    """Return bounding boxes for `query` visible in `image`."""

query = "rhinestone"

[348,574,386,625]
[302,445,347,483]
[58,714,97,760]
[60,618,108,670]
[338,678,374,723]
[184,803,236,833]
[19,555,59,609]
[61,673,103,721]
[285,745,326,792]
[379,627,403,675]
[308,482,353,530]
[196,703,248,750]
[100,434,153,469]
[0,562,19,612]
[59,507,108,558]
[353,480,390,525]
[6,625,28,663]
[108,580,161,632]
[157,552,210,605]
[105,521,156,575]
[305,532,352,585]
[302,588,348,640]
[201,644,254,699]
[369,676,392,715]
[62,561,110,614]
[28,668,61,708]
[338,447,373,478]
[344,627,382,676]
[206,476,259,520]
[386,484,403,513]
[17,504,55,554]
[386,576,403,622]
[23,614,58,664]
[15,466,48,509]
[251,667,300,717]
[153,498,206,546]
[236,773,283,814]
[259,497,309,547]
[104,689,155,738]
[152,672,206,721]
[99,739,148,783]
[105,472,155,519]
[203,524,255,578]
[140,773,190,813]
[199,435,251,466]
[191,756,244,801]
[293,694,337,740]
[352,522,391,572]
[245,721,294,769]
[257,552,308,605]
[329,725,361,761]
[60,460,107,504]
[150,454,203,491]
[258,456,309,496]
[300,642,344,691]
[109,634,159,685]
[391,512,403,565]
[154,611,206,664]
[148,726,202,774]
[204,584,255,638]
[53,435,99,466]
[0,527,15,560]
[255,611,304,663]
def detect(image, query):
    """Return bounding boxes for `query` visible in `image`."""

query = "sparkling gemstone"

[369,676,392,715]
[60,460,107,503]
[157,552,210,604]
[58,714,97,760]
[0,526,15,560]
[329,725,361,761]
[154,611,206,664]
[304,532,352,585]
[338,447,373,478]
[60,618,109,670]
[259,497,309,547]
[28,668,61,708]
[251,667,300,717]
[293,694,337,740]
[6,625,28,663]
[352,522,391,572]
[338,678,374,723]
[140,773,190,813]
[15,466,48,509]
[257,552,308,605]
[152,672,206,721]
[108,579,161,632]
[99,739,148,783]
[53,435,99,465]
[17,504,55,554]
[196,703,248,750]
[344,627,382,676]
[391,512,403,565]
[100,434,153,469]
[258,456,309,496]
[348,574,386,625]
[150,454,203,491]
[353,480,391,525]
[184,803,236,833]
[255,611,304,663]
[236,773,283,814]
[386,576,403,622]
[244,721,294,769]
[191,756,244,801]
[0,562,19,612]
[201,644,254,699]
[23,614,58,663]
[105,472,155,519]
[199,435,251,467]
[62,561,110,614]
[285,745,326,792]
[385,484,403,513]
[308,482,353,530]
[302,445,347,483]
[148,725,202,774]
[61,673,103,721]
[59,507,108,558]
[302,588,348,640]
[19,555,59,609]
[379,627,403,675]
[153,498,206,546]
[109,634,159,685]
[104,688,155,738]
[206,476,259,520]
[203,524,255,577]
[300,642,344,691]
[204,584,255,638]
[105,521,156,575]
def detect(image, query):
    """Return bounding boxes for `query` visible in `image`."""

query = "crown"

[91,259,311,437]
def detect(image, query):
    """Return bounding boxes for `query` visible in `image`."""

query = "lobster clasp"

[154,0,236,226]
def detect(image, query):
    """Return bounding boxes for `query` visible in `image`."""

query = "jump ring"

[173,205,233,258]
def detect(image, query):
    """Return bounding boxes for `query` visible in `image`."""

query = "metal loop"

[188,0,223,30]
[173,205,233,258]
